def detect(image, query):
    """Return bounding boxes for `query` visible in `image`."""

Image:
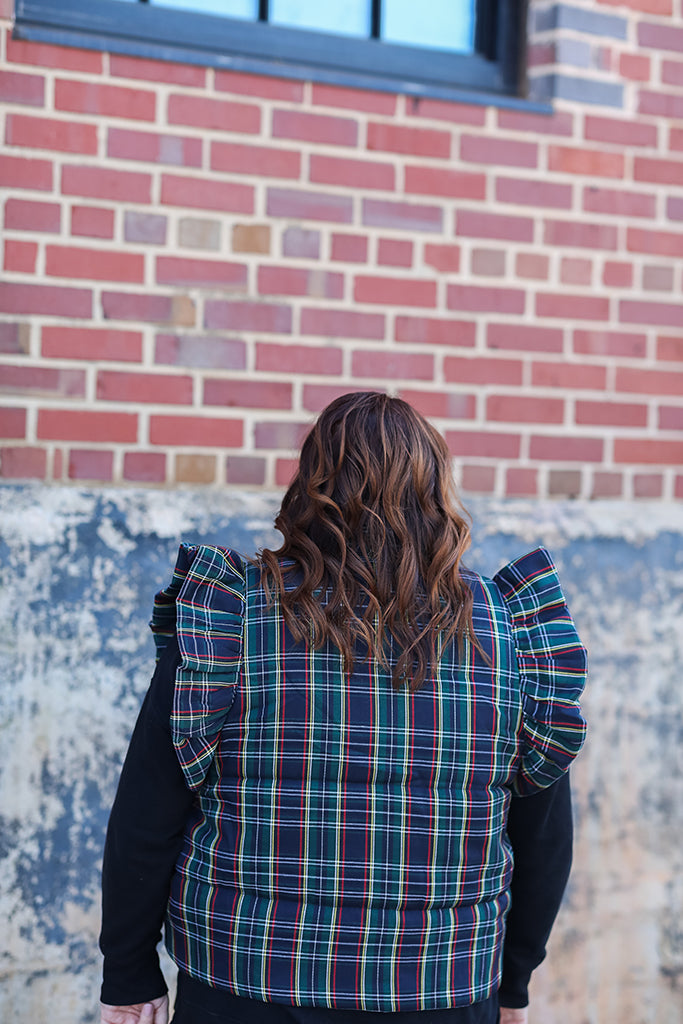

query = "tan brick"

[232,224,271,254]
[174,453,216,484]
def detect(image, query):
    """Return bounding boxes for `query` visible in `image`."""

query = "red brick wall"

[1,0,682,499]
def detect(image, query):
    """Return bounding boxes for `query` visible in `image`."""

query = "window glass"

[382,0,475,53]
[150,0,258,17]
[270,0,371,38]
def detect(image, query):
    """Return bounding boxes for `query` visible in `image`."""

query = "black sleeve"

[99,638,195,1006]
[498,772,574,1009]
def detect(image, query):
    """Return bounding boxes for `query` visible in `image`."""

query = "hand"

[100,995,169,1024]
[499,1008,528,1024]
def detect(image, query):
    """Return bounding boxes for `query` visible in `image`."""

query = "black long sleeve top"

[100,638,574,1011]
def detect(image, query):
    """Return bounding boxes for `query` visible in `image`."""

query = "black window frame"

[14,0,537,109]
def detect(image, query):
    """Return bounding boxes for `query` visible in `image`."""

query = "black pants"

[171,973,499,1024]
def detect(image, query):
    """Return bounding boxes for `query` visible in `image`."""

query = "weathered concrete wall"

[0,485,681,1024]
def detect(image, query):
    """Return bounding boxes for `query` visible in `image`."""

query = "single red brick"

[282,228,320,259]
[471,248,506,277]
[363,198,442,233]
[62,164,151,203]
[256,342,343,376]
[354,275,437,308]
[108,127,202,167]
[459,464,497,494]
[619,53,650,82]
[505,467,538,497]
[444,355,523,385]
[0,154,52,191]
[266,188,353,223]
[55,79,156,121]
[215,69,304,102]
[0,282,91,318]
[97,370,193,404]
[257,266,344,299]
[497,109,574,136]
[404,166,486,200]
[4,239,37,273]
[642,265,674,292]
[591,471,623,499]
[487,394,564,424]
[620,299,683,328]
[102,291,195,326]
[445,429,521,459]
[6,113,97,154]
[657,335,683,362]
[668,197,683,220]
[155,334,246,370]
[582,186,654,219]
[495,176,572,209]
[161,174,254,214]
[4,198,60,233]
[634,156,683,186]
[397,388,476,420]
[275,457,299,486]
[150,415,242,447]
[204,300,292,334]
[456,210,534,243]
[560,257,593,286]
[574,329,646,359]
[300,307,385,340]
[575,400,647,427]
[309,154,394,191]
[0,407,26,438]
[302,383,368,412]
[68,449,114,481]
[603,261,634,288]
[168,93,261,133]
[157,256,247,288]
[42,325,142,362]
[515,253,550,280]
[352,349,434,381]
[628,227,683,258]
[0,322,29,355]
[123,451,167,483]
[272,108,357,147]
[670,127,683,152]
[423,244,460,274]
[226,455,266,486]
[614,438,683,465]
[487,323,563,353]
[638,89,683,119]
[254,420,309,449]
[616,366,683,395]
[395,316,475,348]
[659,404,683,429]
[549,146,625,178]
[529,435,603,462]
[204,378,292,409]
[633,473,663,498]
[6,32,103,72]
[536,293,609,321]
[585,115,657,148]
[46,245,144,284]
[544,220,618,250]
[331,234,368,263]
[312,82,396,115]
[366,122,451,159]
[447,284,525,315]
[0,363,85,396]
[70,205,115,239]
[377,238,413,268]
[110,54,206,87]
[0,69,44,106]
[662,58,683,87]
[211,141,301,179]
[406,95,486,125]
[460,135,538,168]
[0,446,47,479]
[38,409,137,442]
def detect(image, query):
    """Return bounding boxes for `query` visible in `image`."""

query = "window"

[14,0,526,103]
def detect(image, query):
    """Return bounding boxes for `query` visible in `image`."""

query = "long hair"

[258,392,475,690]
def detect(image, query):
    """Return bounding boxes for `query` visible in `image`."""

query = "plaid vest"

[150,544,586,1011]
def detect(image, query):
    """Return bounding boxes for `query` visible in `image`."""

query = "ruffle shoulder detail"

[493,547,587,796]
[150,543,245,790]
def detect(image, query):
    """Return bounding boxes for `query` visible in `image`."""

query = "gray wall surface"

[0,486,682,1023]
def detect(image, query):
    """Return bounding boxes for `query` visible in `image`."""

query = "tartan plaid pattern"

[150,544,586,1011]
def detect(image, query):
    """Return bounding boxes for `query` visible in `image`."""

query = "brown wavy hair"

[259,391,475,690]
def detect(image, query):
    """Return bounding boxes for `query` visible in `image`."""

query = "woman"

[100,392,587,1024]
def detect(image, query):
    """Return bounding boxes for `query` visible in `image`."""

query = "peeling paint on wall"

[0,486,681,1023]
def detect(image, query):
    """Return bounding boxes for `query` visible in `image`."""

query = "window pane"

[270,0,371,38]
[382,0,475,53]
[150,0,257,17]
